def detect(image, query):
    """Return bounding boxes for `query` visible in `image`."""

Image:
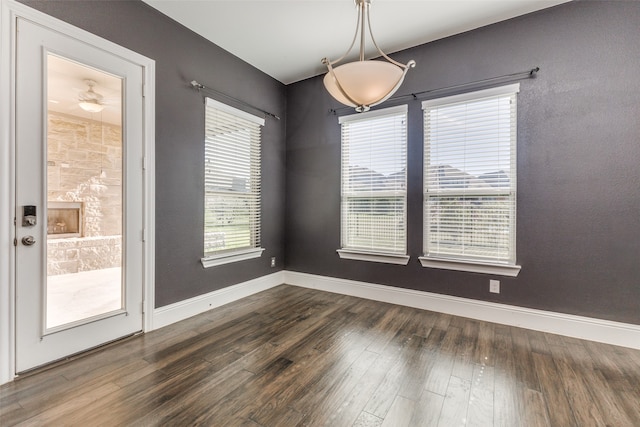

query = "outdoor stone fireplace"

[46,111,122,276]
[48,201,82,238]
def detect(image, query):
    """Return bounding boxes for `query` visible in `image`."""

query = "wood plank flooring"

[1,284,639,426]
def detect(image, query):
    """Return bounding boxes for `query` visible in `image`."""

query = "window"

[201,98,264,267]
[421,84,521,276]
[338,105,410,265]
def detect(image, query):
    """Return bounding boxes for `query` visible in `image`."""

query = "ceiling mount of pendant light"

[321,0,416,113]
[78,79,105,113]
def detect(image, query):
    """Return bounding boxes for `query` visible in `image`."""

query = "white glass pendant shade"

[323,61,405,110]
[321,0,415,112]
[79,100,105,113]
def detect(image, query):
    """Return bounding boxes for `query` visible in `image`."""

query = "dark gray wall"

[285,1,640,325]
[21,0,287,307]
[20,1,640,324]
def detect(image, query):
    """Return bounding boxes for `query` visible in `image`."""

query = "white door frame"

[0,0,156,385]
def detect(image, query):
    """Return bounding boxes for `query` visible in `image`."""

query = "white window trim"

[419,256,521,277]
[337,249,410,265]
[421,84,520,275]
[203,97,264,264]
[206,97,265,126]
[201,247,265,268]
[338,104,408,124]
[421,83,520,109]
[338,105,409,263]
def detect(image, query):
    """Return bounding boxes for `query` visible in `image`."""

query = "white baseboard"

[152,271,284,330]
[147,269,640,350]
[284,271,640,350]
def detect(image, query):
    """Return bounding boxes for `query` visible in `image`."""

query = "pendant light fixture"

[321,0,416,112]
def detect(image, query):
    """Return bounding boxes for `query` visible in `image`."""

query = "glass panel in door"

[45,54,123,330]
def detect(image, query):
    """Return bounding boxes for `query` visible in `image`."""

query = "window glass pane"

[426,96,514,191]
[204,99,262,256]
[425,195,514,261]
[423,86,518,264]
[46,54,123,330]
[343,196,405,253]
[341,106,407,255]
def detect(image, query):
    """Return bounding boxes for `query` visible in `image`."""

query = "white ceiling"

[142,0,571,85]
[48,55,122,125]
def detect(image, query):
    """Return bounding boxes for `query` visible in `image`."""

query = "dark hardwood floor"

[2,285,639,426]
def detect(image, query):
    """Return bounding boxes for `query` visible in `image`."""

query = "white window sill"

[337,249,410,265]
[201,248,265,268]
[419,256,521,277]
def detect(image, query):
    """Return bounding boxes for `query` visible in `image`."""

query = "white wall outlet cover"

[490,280,500,293]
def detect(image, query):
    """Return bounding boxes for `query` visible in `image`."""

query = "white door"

[15,17,145,373]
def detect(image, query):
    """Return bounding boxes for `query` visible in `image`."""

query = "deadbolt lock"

[21,236,36,246]
[22,205,37,226]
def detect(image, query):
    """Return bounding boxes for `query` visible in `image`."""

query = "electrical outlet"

[490,280,500,294]
[270,257,276,268]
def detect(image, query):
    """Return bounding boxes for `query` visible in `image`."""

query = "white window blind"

[204,98,264,257]
[422,84,519,265]
[339,105,408,257]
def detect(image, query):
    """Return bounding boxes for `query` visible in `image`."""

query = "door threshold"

[14,331,142,381]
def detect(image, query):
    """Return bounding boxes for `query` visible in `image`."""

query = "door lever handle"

[21,236,36,246]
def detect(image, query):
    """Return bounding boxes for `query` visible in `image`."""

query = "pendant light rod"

[324,0,409,67]
[364,2,410,69]
[325,3,362,67]
[359,0,366,61]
